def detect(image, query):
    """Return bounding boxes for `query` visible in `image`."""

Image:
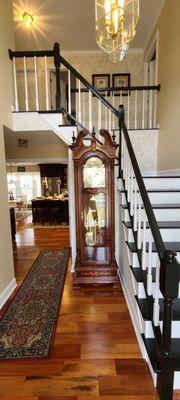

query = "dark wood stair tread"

[127,241,180,253]
[136,297,180,321]
[124,221,180,229]
[122,203,180,209]
[130,266,156,283]
[142,335,180,372]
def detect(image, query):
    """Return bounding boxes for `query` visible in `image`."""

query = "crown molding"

[62,48,144,57]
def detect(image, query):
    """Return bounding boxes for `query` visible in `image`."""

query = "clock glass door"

[82,157,108,263]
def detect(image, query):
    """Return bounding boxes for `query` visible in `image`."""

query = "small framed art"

[112,73,130,96]
[92,74,110,96]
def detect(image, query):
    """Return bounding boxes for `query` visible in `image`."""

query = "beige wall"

[156,0,180,170]
[0,0,16,299]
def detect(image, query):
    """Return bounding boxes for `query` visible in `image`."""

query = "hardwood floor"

[0,215,162,399]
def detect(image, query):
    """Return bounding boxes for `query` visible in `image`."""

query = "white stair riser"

[144,177,180,190]
[133,279,163,299]
[139,314,180,339]
[120,191,180,205]
[125,226,180,243]
[121,207,180,222]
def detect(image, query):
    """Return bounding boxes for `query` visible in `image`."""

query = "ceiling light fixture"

[23,12,35,29]
[95,0,139,62]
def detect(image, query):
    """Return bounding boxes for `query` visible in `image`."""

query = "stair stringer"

[115,180,157,387]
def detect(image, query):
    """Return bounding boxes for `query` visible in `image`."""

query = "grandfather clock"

[70,129,119,288]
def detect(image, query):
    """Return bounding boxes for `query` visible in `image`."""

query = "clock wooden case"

[70,129,119,288]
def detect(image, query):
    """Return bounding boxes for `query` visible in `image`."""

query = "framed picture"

[112,73,130,96]
[92,74,110,96]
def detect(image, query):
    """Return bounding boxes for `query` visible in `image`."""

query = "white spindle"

[121,134,125,174]
[147,230,153,295]
[135,90,138,129]
[108,108,111,132]
[142,90,145,129]
[78,80,81,122]
[142,211,147,270]
[120,90,123,107]
[34,56,39,111]
[154,90,157,129]
[130,168,134,216]
[68,69,72,115]
[82,90,85,126]
[153,260,160,326]
[127,158,131,202]
[13,57,19,111]
[89,90,92,132]
[23,56,29,111]
[44,55,49,110]
[133,181,138,231]
[112,91,115,130]
[105,91,108,130]
[137,194,142,250]
[127,90,130,129]
[149,89,153,129]
[98,99,101,132]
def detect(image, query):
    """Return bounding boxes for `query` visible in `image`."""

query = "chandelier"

[95,0,139,59]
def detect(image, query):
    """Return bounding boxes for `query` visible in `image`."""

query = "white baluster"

[78,80,81,122]
[68,69,71,115]
[147,229,153,296]
[121,133,124,174]
[120,89,123,107]
[34,56,39,111]
[133,181,138,231]
[13,57,19,111]
[137,194,142,250]
[44,55,49,110]
[154,90,157,129]
[127,90,130,129]
[130,168,134,216]
[98,99,101,133]
[112,91,115,130]
[149,89,153,129]
[105,91,108,130]
[89,90,92,132]
[135,90,137,129]
[127,158,131,202]
[142,90,145,129]
[23,56,29,111]
[82,90,85,126]
[109,108,111,132]
[142,211,147,270]
[153,259,160,326]
[125,149,128,190]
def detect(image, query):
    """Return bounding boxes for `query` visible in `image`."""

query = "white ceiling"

[13,0,166,52]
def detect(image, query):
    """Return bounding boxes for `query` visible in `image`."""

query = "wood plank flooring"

[0,214,172,399]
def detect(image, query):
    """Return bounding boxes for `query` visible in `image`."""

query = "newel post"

[157,250,180,400]
[53,42,61,111]
[118,104,125,178]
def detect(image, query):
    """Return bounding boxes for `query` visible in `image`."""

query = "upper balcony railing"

[9,43,160,131]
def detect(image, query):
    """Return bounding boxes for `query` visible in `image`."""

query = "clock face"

[83,157,105,188]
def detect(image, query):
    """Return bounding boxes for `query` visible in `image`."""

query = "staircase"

[8,42,180,399]
[119,174,180,391]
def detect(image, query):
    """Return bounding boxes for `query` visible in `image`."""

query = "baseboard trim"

[0,278,17,309]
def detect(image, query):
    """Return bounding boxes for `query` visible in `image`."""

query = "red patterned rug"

[0,249,69,360]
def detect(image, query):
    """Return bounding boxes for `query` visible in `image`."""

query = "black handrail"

[71,84,161,93]
[119,105,166,261]
[9,49,54,59]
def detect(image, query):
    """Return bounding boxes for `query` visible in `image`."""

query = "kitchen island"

[32,198,69,225]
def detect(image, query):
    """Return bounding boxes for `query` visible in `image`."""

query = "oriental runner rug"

[0,249,69,360]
